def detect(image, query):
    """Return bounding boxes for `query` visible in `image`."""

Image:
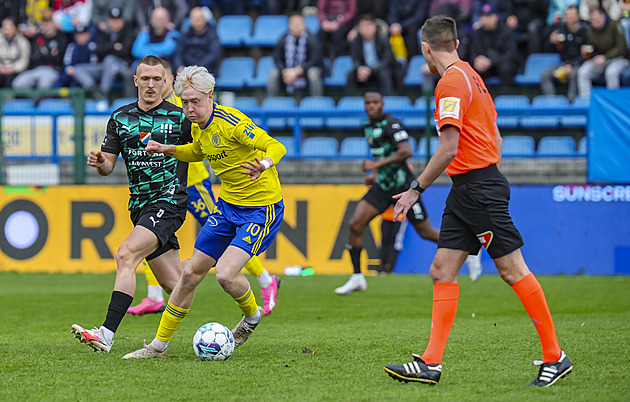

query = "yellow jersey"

[175,103,285,206]
[164,91,209,186]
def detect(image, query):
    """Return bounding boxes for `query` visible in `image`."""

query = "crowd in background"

[0,0,629,101]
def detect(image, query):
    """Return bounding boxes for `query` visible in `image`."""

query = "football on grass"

[193,322,234,361]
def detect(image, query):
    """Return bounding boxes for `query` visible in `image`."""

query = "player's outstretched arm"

[87,150,117,176]
[145,139,176,156]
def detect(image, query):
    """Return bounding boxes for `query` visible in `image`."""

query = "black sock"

[102,291,133,333]
[346,244,362,274]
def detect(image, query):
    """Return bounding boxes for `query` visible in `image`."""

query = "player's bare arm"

[361,140,413,172]
[494,121,503,170]
[392,126,459,220]
[87,150,117,176]
[241,156,273,181]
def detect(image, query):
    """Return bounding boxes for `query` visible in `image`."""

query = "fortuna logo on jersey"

[476,231,493,249]
[439,97,460,119]
[140,132,151,144]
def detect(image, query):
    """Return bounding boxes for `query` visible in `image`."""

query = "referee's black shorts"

[362,184,429,224]
[130,201,187,261]
[438,164,523,259]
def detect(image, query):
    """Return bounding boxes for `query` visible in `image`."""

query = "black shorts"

[362,184,428,224]
[130,201,187,261]
[438,164,524,259]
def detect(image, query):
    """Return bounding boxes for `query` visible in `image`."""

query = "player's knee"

[115,245,137,271]
[348,217,366,235]
[179,265,204,291]
[214,268,237,290]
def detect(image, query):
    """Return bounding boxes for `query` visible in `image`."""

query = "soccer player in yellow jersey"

[123,65,286,359]
[128,62,281,316]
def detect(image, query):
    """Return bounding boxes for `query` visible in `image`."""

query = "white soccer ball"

[192,322,235,361]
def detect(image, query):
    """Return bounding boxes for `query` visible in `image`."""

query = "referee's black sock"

[346,244,363,275]
[102,291,133,333]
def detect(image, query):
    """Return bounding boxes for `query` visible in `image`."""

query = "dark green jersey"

[101,100,192,211]
[363,113,413,192]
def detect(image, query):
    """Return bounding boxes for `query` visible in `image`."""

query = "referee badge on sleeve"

[439,97,460,119]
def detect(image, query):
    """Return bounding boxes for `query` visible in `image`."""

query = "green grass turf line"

[0,273,629,401]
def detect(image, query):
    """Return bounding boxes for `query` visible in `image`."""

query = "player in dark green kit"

[335,91,440,295]
[71,55,192,353]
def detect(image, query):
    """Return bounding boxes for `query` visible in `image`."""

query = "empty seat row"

[216,14,320,47]
[502,135,587,156]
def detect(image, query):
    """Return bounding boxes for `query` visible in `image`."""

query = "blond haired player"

[128,61,280,317]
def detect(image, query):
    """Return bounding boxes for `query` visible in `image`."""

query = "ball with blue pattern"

[192,322,234,361]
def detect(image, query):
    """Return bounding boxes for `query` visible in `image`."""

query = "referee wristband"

[260,159,271,170]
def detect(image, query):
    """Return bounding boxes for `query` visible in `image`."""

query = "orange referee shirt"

[433,60,500,176]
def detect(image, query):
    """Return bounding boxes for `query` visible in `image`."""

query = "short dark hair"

[364,90,382,99]
[420,16,458,52]
[138,55,164,69]
[161,59,172,75]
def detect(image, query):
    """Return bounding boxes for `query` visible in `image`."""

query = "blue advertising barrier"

[394,184,630,276]
[588,88,630,182]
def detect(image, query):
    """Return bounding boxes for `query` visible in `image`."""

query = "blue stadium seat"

[578,136,587,155]
[417,136,440,157]
[37,99,73,114]
[484,76,501,86]
[571,96,590,113]
[299,96,335,129]
[560,115,587,128]
[402,55,426,86]
[537,136,576,156]
[84,99,110,114]
[383,96,413,112]
[407,136,417,153]
[217,15,252,47]
[414,96,435,112]
[215,57,255,90]
[110,98,137,111]
[232,97,258,112]
[494,95,530,115]
[514,53,561,85]
[304,14,320,33]
[531,95,571,114]
[261,96,297,129]
[275,136,297,157]
[496,116,519,129]
[2,98,36,113]
[323,55,353,87]
[401,116,427,129]
[301,137,338,157]
[502,135,535,157]
[340,137,369,157]
[245,15,288,47]
[519,116,560,129]
[247,56,275,88]
[326,96,363,129]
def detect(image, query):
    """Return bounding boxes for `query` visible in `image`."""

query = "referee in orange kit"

[383,15,572,387]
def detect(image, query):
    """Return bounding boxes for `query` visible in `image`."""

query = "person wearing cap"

[91,0,134,31]
[75,7,134,98]
[54,24,99,88]
[469,3,519,86]
[173,7,221,75]
[12,8,69,90]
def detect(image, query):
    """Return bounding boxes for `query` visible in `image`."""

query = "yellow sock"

[243,256,264,277]
[233,285,258,317]
[143,260,159,286]
[156,301,189,342]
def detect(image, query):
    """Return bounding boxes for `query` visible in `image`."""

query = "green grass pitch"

[1,272,629,401]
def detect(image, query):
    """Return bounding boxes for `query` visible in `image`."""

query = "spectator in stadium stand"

[91,0,134,32]
[540,5,587,101]
[469,3,519,86]
[546,0,578,26]
[387,0,430,58]
[54,24,98,88]
[12,9,69,90]
[81,7,134,99]
[346,15,399,92]
[267,12,324,97]
[51,0,92,33]
[577,6,629,98]
[174,7,221,75]
[317,0,358,58]
[17,0,50,40]
[266,0,318,14]
[128,7,180,97]
[503,0,549,60]
[580,0,630,50]
[135,0,188,31]
[0,17,30,88]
